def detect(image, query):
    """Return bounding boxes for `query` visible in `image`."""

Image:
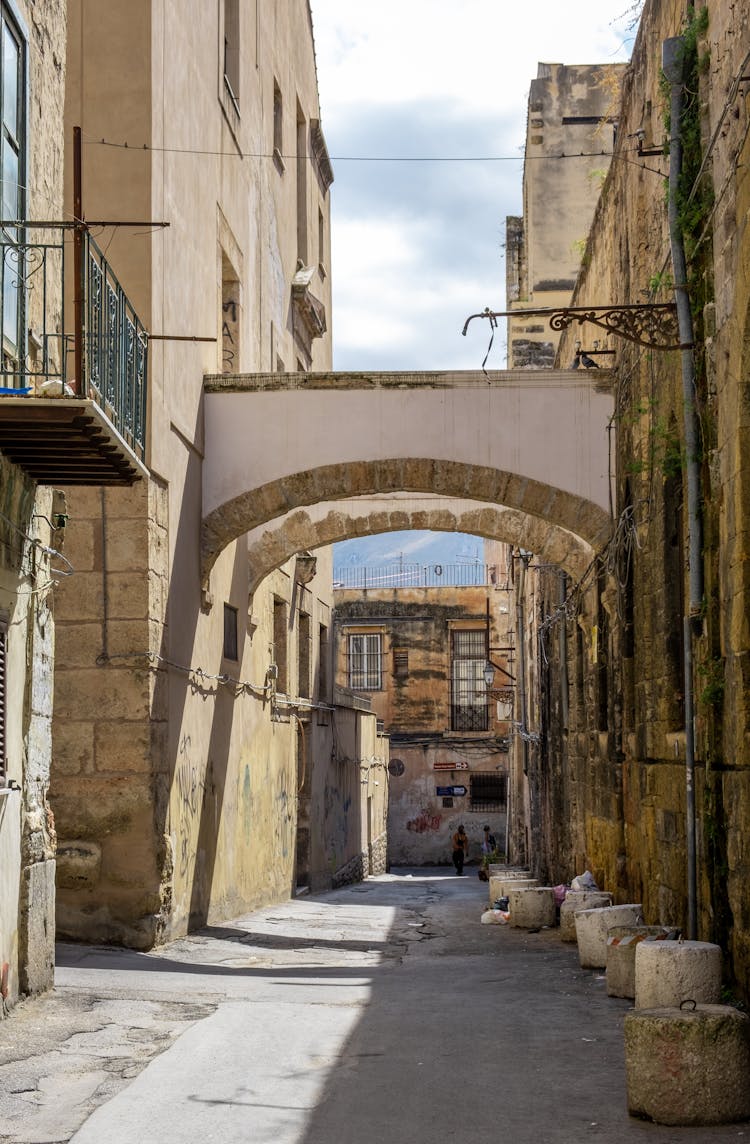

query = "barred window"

[470,772,507,811]
[451,628,488,731]
[348,632,382,690]
[393,648,408,678]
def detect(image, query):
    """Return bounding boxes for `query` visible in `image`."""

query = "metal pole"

[664,37,702,940]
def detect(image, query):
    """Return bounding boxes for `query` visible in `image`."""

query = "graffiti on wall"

[406,808,441,833]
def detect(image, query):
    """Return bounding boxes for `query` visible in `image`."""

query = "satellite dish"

[388,758,405,776]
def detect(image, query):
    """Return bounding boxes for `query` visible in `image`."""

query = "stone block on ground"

[508,886,555,929]
[575,904,643,969]
[606,926,675,998]
[624,1004,750,1125]
[634,940,722,1009]
[559,890,613,941]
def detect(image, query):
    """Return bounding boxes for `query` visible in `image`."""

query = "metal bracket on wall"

[462,303,689,350]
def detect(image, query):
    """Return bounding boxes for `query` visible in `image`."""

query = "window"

[296,101,308,264]
[223,603,238,661]
[451,628,488,731]
[317,623,328,701]
[273,80,284,172]
[273,597,288,693]
[470,772,507,812]
[393,648,408,679]
[348,632,382,691]
[223,0,240,110]
[221,253,240,374]
[318,206,326,277]
[0,614,6,784]
[1,7,25,369]
[298,611,310,700]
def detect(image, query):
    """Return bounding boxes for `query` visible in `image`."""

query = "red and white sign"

[433,761,469,771]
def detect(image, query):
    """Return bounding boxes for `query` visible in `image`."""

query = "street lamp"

[483,661,495,688]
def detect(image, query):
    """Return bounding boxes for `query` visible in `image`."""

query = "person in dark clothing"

[451,824,468,875]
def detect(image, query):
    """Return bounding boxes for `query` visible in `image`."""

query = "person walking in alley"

[452,824,468,875]
[482,825,497,856]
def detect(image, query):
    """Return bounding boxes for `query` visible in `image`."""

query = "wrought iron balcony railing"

[0,227,147,461]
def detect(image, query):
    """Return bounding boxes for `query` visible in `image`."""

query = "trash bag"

[481,909,509,925]
[571,870,598,891]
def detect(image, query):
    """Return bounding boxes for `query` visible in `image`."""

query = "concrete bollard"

[489,874,535,901]
[606,926,674,998]
[495,877,539,897]
[634,939,722,1009]
[558,891,613,942]
[508,886,556,929]
[574,904,643,969]
[624,1004,750,1126]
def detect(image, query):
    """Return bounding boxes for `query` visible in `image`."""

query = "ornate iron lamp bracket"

[462,303,689,350]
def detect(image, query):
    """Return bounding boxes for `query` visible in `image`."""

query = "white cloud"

[311,1,634,373]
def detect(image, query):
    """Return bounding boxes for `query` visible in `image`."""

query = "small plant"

[648,270,674,296]
[698,656,724,708]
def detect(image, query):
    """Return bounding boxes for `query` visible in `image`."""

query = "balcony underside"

[0,397,148,485]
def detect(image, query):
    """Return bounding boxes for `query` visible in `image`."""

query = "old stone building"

[507,61,626,369]
[507,0,750,1001]
[333,546,514,867]
[50,0,387,950]
[0,0,155,1006]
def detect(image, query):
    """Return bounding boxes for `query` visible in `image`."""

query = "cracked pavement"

[1,869,747,1143]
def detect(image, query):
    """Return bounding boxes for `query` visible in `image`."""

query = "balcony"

[0,229,148,485]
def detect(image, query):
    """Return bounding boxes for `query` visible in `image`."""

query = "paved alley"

[0,870,748,1144]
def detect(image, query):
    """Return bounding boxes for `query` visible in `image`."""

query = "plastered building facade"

[50,0,387,949]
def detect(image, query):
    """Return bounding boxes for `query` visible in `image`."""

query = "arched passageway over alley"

[244,496,596,597]
[201,370,615,584]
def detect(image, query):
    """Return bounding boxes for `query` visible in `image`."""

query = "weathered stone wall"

[507,62,626,368]
[333,585,512,866]
[0,0,67,1009]
[524,0,750,1000]
[0,453,61,1006]
[51,0,361,948]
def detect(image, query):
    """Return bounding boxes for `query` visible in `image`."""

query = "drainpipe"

[664,36,703,941]
[515,552,529,777]
[559,572,569,731]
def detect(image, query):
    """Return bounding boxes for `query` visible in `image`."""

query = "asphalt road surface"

[1,868,748,1143]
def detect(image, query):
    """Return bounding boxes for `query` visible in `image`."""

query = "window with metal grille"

[470,772,507,811]
[451,628,488,731]
[348,632,382,690]
[393,648,408,679]
[0,615,6,783]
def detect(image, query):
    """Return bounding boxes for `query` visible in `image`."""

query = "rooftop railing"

[333,562,506,590]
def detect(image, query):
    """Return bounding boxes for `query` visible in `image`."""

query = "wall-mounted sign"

[388,758,405,776]
[436,786,467,797]
[433,761,469,771]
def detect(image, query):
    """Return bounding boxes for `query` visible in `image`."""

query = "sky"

[310,1,640,568]
[310,0,639,374]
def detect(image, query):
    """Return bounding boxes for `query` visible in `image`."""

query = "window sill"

[0,783,21,798]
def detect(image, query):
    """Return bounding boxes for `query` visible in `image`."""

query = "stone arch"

[246,498,595,597]
[201,458,612,586]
